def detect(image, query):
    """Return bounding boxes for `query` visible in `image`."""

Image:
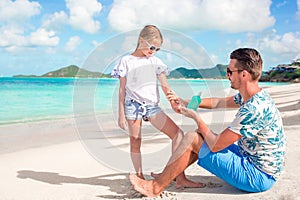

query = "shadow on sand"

[17,170,247,199]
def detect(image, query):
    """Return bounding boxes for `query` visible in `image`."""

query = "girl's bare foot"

[137,172,145,180]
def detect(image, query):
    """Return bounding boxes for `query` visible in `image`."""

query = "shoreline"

[2,75,298,83]
[0,79,291,127]
[0,83,299,199]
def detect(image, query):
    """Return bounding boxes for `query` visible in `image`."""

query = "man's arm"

[181,107,241,152]
[168,91,239,110]
[199,96,239,109]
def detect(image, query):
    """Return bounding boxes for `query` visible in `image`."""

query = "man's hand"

[180,106,198,120]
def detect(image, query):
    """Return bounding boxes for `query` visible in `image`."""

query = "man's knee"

[173,129,184,141]
[180,131,199,150]
[185,131,197,139]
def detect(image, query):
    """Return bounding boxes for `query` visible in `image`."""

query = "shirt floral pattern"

[229,90,286,180]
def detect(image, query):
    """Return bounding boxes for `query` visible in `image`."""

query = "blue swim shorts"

[124,99,162,121]
[197,142,276,192]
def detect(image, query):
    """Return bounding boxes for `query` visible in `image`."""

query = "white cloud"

[0,0,60,51]
[297,0,300,20]
[42,11,68,31]
[0,0,41,25]
[294,54,300,62]
[92,40,101,48]
[235,30,300,65]
[0,0,102,51]
[261,32,300,54]
[30,28,59,47]
[42,0,102,34]
[0,27,59,50]
[241,30,300,55]
[276,0,288,8]
[108,0,275,33]
[66,0,102,33]
[65,36,81,51]
[0,28,25,47]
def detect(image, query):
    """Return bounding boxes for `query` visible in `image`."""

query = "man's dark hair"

[230,48,263,80]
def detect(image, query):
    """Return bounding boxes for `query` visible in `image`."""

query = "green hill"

[14,65,105,78]
[13,64,228,79]
[169,64,227,79]
[12,61,300,82]
[41,65,103,78]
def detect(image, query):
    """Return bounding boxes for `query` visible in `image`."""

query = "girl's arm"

[158,72,171,95]
[158,73,181,112]
[118,77,127,130]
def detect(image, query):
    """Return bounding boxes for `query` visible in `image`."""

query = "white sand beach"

[0,83,299,200]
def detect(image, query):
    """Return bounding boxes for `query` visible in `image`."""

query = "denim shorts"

[198,142,276,192]
[124,99,162,121]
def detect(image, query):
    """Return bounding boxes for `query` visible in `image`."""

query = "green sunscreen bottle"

[187,92,202,110]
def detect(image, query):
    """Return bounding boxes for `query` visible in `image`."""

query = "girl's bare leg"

[127,119,144,179]
[149,112,205,188]
[130,131,205,197]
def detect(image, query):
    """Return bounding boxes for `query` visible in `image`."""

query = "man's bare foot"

[151,172,176,181]
[129,173,161,197]
[151,172,205,189]
[150,172,161,179]
[175,177,206,189]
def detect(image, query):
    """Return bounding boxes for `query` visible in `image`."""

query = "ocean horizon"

[0,77,289,125]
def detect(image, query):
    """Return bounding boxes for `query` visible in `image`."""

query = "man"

[129,48,286,197]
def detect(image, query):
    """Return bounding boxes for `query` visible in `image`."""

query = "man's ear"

[241,70,247,79]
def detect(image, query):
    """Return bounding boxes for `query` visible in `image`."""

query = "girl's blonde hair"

[136,25,163,49]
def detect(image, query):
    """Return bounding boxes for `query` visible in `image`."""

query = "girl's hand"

[167,91,187,106]
[167,90,179,102]
[167,91,182,113]
[170,100,182,113]
[118,116,127,130]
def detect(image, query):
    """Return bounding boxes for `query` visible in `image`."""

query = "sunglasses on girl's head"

[145,40,160,52]
[226,68,243,76]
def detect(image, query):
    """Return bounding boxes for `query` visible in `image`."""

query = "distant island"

[13,65,106,78]
[13,64,228,79]
[13,60,300,82]
[260,59,300,83]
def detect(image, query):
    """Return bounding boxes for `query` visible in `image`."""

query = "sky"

[0,0,300,76]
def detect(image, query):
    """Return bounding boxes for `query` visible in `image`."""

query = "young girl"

[111,25,205,188]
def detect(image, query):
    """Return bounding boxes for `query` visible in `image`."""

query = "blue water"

[0,77,289,125]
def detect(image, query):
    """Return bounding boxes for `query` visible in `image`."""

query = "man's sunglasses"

[145,40,160,52]
[226,68,243,76]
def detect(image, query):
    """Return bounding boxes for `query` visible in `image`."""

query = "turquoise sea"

[0,77,289,125]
